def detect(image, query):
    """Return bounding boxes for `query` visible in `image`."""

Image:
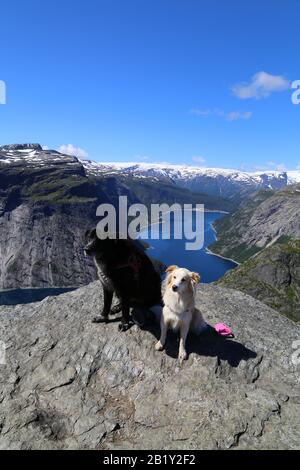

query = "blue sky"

[0,0,299,170]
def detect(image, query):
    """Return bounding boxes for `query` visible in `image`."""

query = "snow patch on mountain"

[1,145,299,197]
[80,159,300,185]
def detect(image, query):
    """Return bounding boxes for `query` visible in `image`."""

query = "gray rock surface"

[210,185,300,263]
[217,240,300,323]
[0,202,98,289]
[0,282,299,449]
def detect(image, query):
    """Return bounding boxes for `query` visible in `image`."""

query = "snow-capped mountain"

[0,143,82,169]
[0,143,299,289]
[1,144,299,201]
[81,159,300,201]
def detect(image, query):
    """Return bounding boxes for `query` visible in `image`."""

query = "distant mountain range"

[0,143,299,295]
[0,143,233,289]
[81,159,300,202]
[2,143,299,203]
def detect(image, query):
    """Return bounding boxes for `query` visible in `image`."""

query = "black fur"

[84,229,162,331]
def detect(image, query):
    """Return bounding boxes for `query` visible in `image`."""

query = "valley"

[0,142,299,324]
[210,184,300,321]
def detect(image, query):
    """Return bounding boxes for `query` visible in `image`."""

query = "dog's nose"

[172,285,178,292]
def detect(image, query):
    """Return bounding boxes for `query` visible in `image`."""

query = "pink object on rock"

[214,322,234,337]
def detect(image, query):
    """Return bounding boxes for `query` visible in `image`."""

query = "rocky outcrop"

[0,202,98,288]
[217,240,300,322]
[210,185,300,263]
[0,282,299,449]
[0,144,233,289]
[0,144,102,288]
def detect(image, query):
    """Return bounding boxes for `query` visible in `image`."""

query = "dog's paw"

[155,341,164,351]
[178,349,188,363]
[110,303,122,315]
[118,321,132,332]
[92,315,109,324]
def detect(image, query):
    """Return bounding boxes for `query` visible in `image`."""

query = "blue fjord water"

[139,211,237,283]
[0,212,236,305]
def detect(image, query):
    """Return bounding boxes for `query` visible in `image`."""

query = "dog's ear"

[165,265,178,273]
[86,228,97,239]
[190,272,200,284]
[85,229,91,238]
[84,229,94,241]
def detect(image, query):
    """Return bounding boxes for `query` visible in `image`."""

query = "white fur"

[155,266,206,362]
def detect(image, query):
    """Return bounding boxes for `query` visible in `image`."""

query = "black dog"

[84,229,162,331]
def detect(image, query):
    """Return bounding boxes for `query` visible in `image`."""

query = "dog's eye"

[182,278,186,282]
[173,275,176,279]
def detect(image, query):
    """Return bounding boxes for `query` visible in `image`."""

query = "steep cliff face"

[0,282,299,449]
[0,144,102,288]
[217,240,300,322]
[209,184,300,321]
[210,185,300,263]
[0,203,98,288]
[0,143,298,290]
[1,144,230,288]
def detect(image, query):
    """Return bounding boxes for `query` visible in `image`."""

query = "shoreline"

[137,208,240,267]
[205,246,239,266]
[206,219,240,266]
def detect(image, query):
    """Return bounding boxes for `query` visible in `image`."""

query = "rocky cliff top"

[210,185,300,263]
[217,239,300,323]
[0,143,80,169]
[0,282,299,450]
[0,143,43,151]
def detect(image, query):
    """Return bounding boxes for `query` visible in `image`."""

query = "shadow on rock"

[144,322,257,367]
[0,287,77,306]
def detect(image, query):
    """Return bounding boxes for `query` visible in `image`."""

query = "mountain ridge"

[209,184,300,263]
[2,144,299,202]
[81,159,300,184]
[0,144,232,289]
[1,143,299,291]
[81,159,300,202]
[216,239,300,322]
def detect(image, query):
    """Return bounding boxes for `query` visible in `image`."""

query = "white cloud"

[135,154,150,161]
[190,108,252,121]
[254,161,287,172]
[0,80,6,105]
[42,145,49,150]
[275,163,287,172]
[226,111,252,121]
[190,108,225,117]
[232,71,290,100]
[192,155,206,164]
[190,109,216,117]
[58,144,88,159]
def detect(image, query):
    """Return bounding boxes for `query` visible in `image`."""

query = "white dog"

[155,265,207,362]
